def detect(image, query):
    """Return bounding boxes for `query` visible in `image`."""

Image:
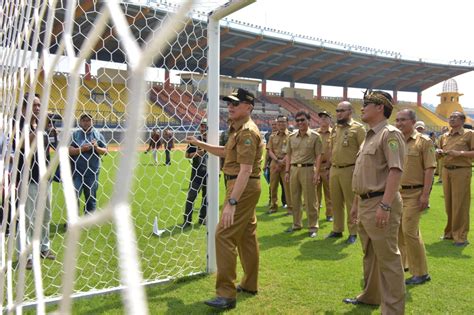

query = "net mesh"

[0,0,223,312]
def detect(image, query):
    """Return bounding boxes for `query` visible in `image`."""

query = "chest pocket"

[362,146,376,156]
[225,134,238,163]
[407,149,420,157]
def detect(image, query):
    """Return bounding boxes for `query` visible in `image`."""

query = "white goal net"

[0,0,248,313]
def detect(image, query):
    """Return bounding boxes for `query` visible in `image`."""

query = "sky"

[223,0,474,108]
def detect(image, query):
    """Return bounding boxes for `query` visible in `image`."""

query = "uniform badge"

[388,138,399,151]
[244,138,252,146]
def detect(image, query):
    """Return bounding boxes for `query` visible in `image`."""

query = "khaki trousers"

[442,167,471,243]
[398,189,428,276]
[316,165,332,217]
[290,166,318,231]
[329,166,357,235]
[269,160,292,211]
[357,194,405,315]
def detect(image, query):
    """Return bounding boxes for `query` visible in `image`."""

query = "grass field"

[22,150,473,314]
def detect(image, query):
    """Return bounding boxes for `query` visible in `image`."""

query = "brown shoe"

[26,259,33,270]
[41,250,56,260]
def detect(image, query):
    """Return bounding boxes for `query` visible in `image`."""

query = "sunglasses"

[335,109,349,113]
[295,118,307,123]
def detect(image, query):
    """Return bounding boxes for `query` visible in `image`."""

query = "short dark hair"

[376,91,394,119]
[294,111,310,120]
[23,93,40,107]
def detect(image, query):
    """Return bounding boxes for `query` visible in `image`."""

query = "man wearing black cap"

[344,91,406,314]
[69,113,108,215]
[186,88,263,310]
[181,119,208,228]
[316,111,333,222]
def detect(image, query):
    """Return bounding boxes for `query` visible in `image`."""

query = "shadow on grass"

[297,237,349,261]
[425,241,472,258]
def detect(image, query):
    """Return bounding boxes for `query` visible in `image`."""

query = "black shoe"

[308,231,317,238]
[179,222,191,229]
[440,235,453,240]
[326,216,333,222]
[404,268,409,272]
[40,250,56,260]
[405,274,431,285]
[342,298,378,306]
[285,227,302,233]
[204,296,236,310]
[198,218,206,226]
[236,284,258,295]
[453,241,469,247]
[326,231,343,238]
[267,209,277,214]
[346,235,357,244]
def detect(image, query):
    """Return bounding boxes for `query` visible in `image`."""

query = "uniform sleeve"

[469,131,474,150]
[383,130,405,171]
[286,136,292,157]
[314,134,322,156]
[236,129,259,165]
[422,138,437,169]
[70,131,79,148]
[356,125,366,147]
[266,134,273,151]
[97,131,107,148]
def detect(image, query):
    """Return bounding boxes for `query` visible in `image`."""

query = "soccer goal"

[0,0,254,313]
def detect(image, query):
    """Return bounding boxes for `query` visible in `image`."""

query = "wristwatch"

[379,202,392,212]
[228,198,238,206]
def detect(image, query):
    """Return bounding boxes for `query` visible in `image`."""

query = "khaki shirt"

[267,130,290,159]
[287,129,322,164]
[352,120,405,195]
[317,127,332,165]
[401,130,437,186]
[439,128,474,167]
[223,117,263,177]
[330,119,365,166]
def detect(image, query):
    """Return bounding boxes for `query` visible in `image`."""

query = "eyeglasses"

[295,118,306,123]
[335,109,349,113]
[227,101,241,107]
[395,118,409,122]
[449,115,462,120]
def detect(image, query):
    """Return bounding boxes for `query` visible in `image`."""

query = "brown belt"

[224,174,260,180]
[332,163,355,169]
[359,191,384,200]
[291,163,314,167]
[401,185,424,189]
[444,165,471,170]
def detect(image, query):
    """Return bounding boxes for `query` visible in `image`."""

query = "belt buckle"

[297,164,302,167]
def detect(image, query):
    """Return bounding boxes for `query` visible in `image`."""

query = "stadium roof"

[41,1,474,93]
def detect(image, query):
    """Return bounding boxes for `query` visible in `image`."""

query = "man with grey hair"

[327,101,365,244]
[395,109,435,285]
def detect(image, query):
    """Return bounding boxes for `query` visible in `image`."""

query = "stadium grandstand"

[34,1,473,132]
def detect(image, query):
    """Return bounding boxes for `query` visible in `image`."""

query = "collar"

[406,130,418,141]
[297,128,311,137]
[317,127,331,134]
[368,120,387,135]
[449,127,465,136]
[277,129,289,136]
[230,116,250,132]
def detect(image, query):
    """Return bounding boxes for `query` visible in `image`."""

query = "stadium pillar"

[262,79,267,96]
[164,69,170,89]
[393,90,398,104]
[343,87,348,101]
[317,84,322,100]
[417,92,422,106]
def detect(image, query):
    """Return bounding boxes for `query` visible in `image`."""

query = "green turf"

[21,151,474,314]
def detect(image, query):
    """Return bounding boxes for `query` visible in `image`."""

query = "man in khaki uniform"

[284,111,322,238]
[344,91,406,315]
[436,126,449,183]
[437,111,474,247]
[267,115,292,215]
[316,111,333,221]
[188,88,263,310]
[395,109,436,285]
[328,101,365,244]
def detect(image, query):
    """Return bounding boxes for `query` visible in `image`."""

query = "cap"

[363,90,393,110]
[222,88,255,105]
[200,118,208,125]
[79,112,93,120]
[318,111,331,118]
[414,121,425,130]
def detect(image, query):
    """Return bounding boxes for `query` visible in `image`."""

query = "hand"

[185,136,199,145]
[419,194,429,211]
[445,150,461,157]
[312,171,320,185]
[221,203,236,229]
[80,144,92,152]
[375,207,390,229]
[435,149,446,157]
[284,173,290,183]
[350,204,358,224]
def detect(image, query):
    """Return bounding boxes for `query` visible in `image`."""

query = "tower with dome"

[435,79,464,118]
